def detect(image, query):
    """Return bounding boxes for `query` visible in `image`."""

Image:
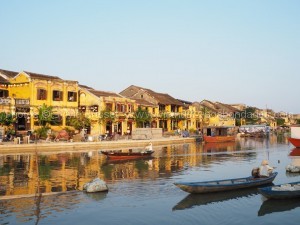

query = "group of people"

[252,159,275,178]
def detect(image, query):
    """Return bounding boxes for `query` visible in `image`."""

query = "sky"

[1,0,299,113]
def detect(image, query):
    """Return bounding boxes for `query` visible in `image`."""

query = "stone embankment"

[0,137,195,154]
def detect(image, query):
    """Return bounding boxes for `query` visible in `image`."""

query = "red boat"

[203,135,235,143]
[289,148,300,156]
[288,138,300,148]
[101,150,154,160]
[203,126,236,143]
[289,126,300,148]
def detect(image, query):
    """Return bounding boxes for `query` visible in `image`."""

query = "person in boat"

[259,160,274,177]
[145,142,153,151]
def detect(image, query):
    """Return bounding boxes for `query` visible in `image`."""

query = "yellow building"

[0,69,17,114]
[79,85,136,136]
[193,100,237,128]
[120,85,184,132]
[7,71,78,134]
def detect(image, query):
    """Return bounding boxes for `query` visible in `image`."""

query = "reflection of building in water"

[0,142,262,198]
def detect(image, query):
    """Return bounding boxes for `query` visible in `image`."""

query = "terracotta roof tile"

[24,71,62,80]
[0,69,18,78]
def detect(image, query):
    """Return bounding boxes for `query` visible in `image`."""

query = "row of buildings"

[0,68,295,137]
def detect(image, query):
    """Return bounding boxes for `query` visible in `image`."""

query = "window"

[128,104,134,113]
[67,91,77,102]
[106,103,112,111]
[53,90,63,101]
[0,89,8,98]
[37,89,47,100]
[159,104,166,112]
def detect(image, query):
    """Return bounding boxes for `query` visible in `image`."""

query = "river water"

[1,134,299,225]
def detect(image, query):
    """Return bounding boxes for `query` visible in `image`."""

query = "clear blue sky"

[1,0,299,113]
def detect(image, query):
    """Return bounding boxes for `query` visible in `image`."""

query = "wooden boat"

[288,138,300,148]
[289,125,300,148]
[258,181,300,199]
[203,126,235,143]
[174,172,277,194]
[203,135,235,143]
[100,149,154,160]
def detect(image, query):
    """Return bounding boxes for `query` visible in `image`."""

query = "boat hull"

[288,138,300,148]
[258,182,300,199]
[101,150,154,160]
[204,135,235,143]
[174,172,277,194]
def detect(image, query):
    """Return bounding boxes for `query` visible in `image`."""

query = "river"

[0,134,299,225]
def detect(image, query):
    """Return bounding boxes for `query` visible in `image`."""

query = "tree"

[0,112,15,126]
[68,113,91,131]
[236,107,259,125]
[134,107,151,128]
[276,118,285,126]
[37,104,54,127]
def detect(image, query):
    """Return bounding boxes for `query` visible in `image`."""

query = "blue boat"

[258,181,300,199]
[174,172,278,194]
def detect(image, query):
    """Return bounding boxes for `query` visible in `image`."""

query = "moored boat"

[100,149,154,160]
[288,125,300,148]
[203,126,236,143]
[174,172,277,194]
[258,181,300,199]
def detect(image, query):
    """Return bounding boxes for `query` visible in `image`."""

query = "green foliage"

[236,107,259,125]
[99,109,116,124]
[68,113,91,130]
[134,107,151,128]
[0,112,15,126]
[35,126,50,139]
[37,104,54,127]
[276,118,285,126]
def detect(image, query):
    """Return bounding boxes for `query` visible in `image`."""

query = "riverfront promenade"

[0,137,196,154]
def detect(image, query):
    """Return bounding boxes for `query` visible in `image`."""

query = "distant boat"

[289,125,300,148]
[258,181,300,199]
[203,126,236,143]
[174,172,277,194]
[100,149,154,160]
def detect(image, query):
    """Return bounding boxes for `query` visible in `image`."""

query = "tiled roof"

[79,84,94,90]
[0,69,18,78]
[215,102,240,113]
[24,71,62,80]
[89,90,121,98]
[134,98,156,107]
[120,85,184,106]
[0,76,9,84]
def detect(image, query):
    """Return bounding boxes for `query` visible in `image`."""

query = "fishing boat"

[258,181,300,199]
[203,126,236,143]
[174,172,277,194]
[288,125,300,148]
[100,149,154,160]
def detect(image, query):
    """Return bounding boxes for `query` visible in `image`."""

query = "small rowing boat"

[100,149,154,160]
[258,181,300,199]
[174,172,277,194]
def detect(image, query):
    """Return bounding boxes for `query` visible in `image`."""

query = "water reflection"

[172,188,258,211]
[0,134,288,198]
[258,198,300,216]
[0,191,89,224]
